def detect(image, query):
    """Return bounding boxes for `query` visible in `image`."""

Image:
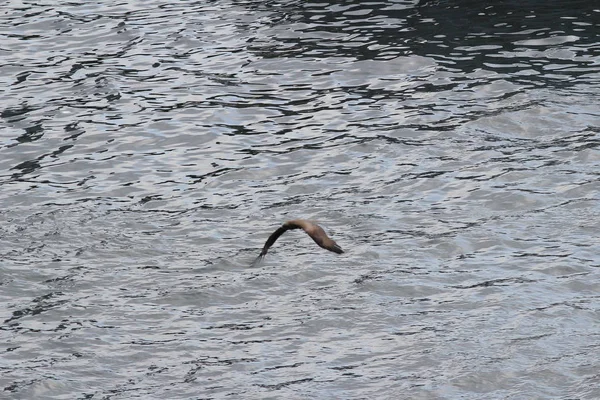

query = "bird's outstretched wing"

[251,225,293,266]
[260,225,293,256]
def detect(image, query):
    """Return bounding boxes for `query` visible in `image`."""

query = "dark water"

[1,0,599,398]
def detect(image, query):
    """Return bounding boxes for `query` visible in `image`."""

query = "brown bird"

[253,219,344,264]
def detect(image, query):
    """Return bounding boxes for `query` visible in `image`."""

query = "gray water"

[1,1,599,399]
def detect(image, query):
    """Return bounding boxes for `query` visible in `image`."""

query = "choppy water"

[1,1,599,398]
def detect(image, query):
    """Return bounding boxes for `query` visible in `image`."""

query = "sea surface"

[1,1,599,399]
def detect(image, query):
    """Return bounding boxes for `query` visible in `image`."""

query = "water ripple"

[1,0,599,399]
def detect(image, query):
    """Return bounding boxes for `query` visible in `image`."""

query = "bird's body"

[253,219,343,264]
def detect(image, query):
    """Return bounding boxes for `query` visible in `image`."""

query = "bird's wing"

[260,225,291,256]
[251,225,292,266]
[305,224,345,254]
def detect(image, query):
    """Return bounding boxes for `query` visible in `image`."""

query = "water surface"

[1,1,599,398]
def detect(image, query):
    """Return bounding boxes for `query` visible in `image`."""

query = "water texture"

[1,0,599,398]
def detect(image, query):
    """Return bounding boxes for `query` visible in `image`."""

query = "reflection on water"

[1,0,599,398]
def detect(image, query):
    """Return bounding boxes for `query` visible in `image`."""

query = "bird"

[252,219,344,264]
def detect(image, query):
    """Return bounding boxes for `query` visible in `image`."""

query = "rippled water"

[1,1,599,398]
